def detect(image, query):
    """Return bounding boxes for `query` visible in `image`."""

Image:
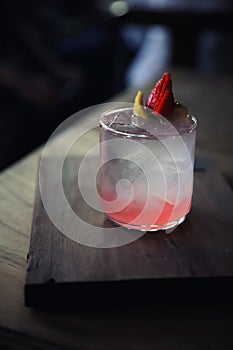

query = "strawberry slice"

[146,72,175,117]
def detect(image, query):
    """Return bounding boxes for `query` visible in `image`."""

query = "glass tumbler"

[98,107,197,231]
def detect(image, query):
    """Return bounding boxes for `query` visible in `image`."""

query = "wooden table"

[1,69,233,349]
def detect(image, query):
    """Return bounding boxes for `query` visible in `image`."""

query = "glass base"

[109,216,186,232]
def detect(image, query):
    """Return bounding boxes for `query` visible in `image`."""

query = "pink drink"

[99,107,197,231]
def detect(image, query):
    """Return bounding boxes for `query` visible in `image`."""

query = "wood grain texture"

[0,69,233,349]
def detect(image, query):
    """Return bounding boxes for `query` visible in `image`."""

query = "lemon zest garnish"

[133,90,148,118]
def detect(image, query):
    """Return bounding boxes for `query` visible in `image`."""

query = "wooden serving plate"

[25,156,233,307]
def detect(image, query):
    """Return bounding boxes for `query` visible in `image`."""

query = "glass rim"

[100,107,197,138]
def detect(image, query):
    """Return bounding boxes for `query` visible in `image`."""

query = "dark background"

[1,0,233,171]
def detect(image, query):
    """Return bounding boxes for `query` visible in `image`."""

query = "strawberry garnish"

[146,72,175,117]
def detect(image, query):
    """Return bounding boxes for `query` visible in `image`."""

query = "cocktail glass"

[98,106,197,232]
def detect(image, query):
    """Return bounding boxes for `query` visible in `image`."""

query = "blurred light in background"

[109,1,129,16]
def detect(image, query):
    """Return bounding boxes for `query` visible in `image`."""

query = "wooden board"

[25,156,233,307]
